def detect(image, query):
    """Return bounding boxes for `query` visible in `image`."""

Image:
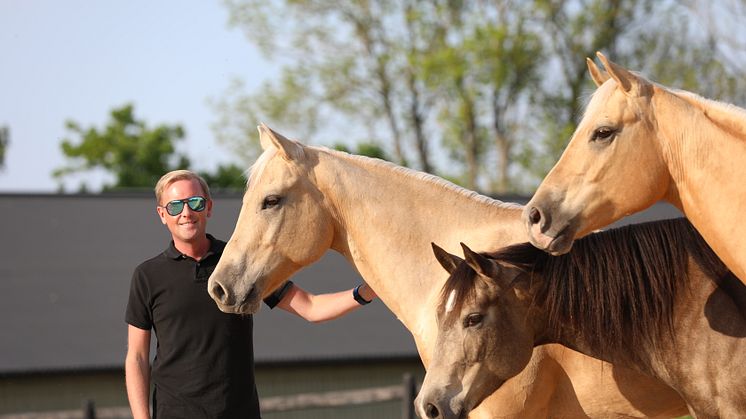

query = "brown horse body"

[524,52,746,284]
[208,126,686,418]
[420,218,746,419]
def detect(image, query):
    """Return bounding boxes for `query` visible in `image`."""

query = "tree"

[0,125,9,171]
[332,141,390,161]
[199,164,248,190]
[218,0,433,170]
[217,0,746,193]
[522,0,746,180]
[54,104,190,191]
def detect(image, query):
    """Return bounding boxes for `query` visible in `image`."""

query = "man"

[125,170,376,419]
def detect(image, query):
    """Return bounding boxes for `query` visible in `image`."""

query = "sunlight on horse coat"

[421,219,745,418]
[208,125,686,418]
[525,52,746,284]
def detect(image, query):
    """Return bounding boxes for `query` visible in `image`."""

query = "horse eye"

[463,313,483,328]
[262,195,282,210]
[591,127,616,143]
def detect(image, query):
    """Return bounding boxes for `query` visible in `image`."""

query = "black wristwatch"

[353,284,372,305]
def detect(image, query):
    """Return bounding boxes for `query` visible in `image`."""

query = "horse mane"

[665,87,746,141]
[322,147,522,210]
[441,218,733,359]
[246,142,522,211]
[246,147,278,189]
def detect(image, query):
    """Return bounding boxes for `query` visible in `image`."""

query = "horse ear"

[460,243,497,277]
[461,243,514,290]
[586,56,609,87]
[431,243,463,275]
[596,52,644,96]
[257,123,305,161]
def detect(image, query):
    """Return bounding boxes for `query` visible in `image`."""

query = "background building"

[0,193,682,418]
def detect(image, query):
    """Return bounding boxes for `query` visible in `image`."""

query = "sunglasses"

[161,196,207,216]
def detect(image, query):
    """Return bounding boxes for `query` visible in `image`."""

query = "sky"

[0,1,272,192]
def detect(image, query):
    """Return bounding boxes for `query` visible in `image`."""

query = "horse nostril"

[425,403,440,418]
[528,206,542,225]
[211,282,228,304]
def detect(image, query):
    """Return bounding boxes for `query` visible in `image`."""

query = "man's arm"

[125,325,151,419]
[276,283,377,323]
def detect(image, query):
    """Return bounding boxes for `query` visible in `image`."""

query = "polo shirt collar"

[164,234,225,260]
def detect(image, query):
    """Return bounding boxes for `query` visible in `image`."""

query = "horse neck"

[529,277,665,379]
[656,88,746,280]
[529,250,723,384]
[312,150,526,355]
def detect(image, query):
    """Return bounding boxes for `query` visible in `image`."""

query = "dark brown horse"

[417,218,746,419]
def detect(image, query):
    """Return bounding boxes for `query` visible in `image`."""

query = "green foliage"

[332,142,390,161]
[0,125,9,171]
[219,0,746,193]
[54,104,190,191]
[199,164,248,190]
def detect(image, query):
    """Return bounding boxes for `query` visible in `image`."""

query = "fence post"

[83,399,96,419]
[401,373,416,419]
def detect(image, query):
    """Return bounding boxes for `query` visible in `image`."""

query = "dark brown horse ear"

[431,243,463,275]
[460,243,498,277]
[461,243,513,290]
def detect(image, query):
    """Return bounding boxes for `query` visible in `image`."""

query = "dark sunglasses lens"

[166,201,185,216]
[187,197,206,212]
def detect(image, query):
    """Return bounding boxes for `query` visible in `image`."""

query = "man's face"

[156,179,213,245]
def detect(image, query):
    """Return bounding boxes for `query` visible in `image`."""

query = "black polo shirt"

[126,235,262,419]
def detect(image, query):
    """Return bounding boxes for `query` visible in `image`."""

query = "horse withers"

[419,218,746,419]
[524,52,746,283]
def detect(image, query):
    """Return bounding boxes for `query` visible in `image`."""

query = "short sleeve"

[263,281,294,309]
[125,266,153,330]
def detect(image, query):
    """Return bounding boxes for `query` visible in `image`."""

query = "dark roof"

[0,193,683,375]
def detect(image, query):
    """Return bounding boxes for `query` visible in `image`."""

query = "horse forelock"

[246,148,279,189]
[438,261,480,323]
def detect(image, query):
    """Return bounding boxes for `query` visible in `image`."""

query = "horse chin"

[215,286,262,315]
[236,286,262,314]
[545,232,576,256]
[527,222,576,255]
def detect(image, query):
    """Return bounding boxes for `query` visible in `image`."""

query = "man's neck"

[174,235,211,261]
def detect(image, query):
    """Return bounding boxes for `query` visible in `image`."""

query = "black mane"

[441,218,733,358]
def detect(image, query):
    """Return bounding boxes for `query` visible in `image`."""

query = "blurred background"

[1,0,740,417]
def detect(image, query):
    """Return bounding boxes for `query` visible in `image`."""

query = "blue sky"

[0,1,271,192]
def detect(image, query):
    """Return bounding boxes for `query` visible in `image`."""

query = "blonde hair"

[154,170,211,205]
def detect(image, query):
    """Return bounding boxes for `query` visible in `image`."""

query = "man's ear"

[156,206,167,225]
[205,199,213,218]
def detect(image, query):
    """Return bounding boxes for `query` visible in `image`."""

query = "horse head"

[524,52,669,255]
[415,243,534,419]
[208,124,335,314]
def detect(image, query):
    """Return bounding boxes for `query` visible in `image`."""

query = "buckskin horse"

[524,52,746,284]
[208,125,686,417]
[420,218,745,418]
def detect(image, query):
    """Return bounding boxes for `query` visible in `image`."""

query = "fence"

[0,374,418,419]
